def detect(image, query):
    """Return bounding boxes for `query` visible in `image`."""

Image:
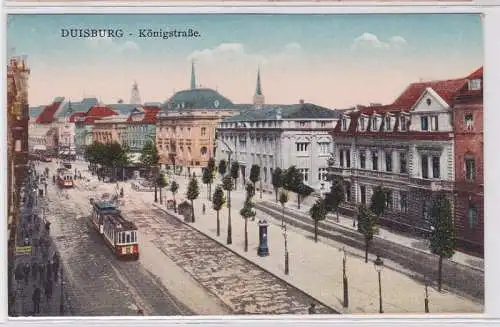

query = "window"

[385,152,392,172]
[344,182,352,202]
[385,116,391,131]
[295,142,310,153]
[341,119,347,131]
[318,142,330,154]
[465,114,474,131]
[318,168,328,181]
[298,168,309,182]
[359,151,366,169]
[468,206,478,228]
[345,149,351,168]
[359,118,366,131]
[385,190,393,209]
[372,151,379,171]
[431,116,439,131]
[400,191,408,213]
[299,121,306,127]
[400,116,407,131]
[126,233,131,243]
[200,146,207,156]
[201,127,206,136]
[469,79,482,91]
[360,185,366,205]
[372,117,378,131]
[339,150,344,167]
[426,98,432,106]
[465,157,476,181]
[432,156,440,178]
[423,200,431,223]
[421,116,429,131]
[399,152,408,174]
[320,121,327,128]
[421,155,429,178]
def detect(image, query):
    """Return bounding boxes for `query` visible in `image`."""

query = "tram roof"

[93,201,117,211]
[103,212,137,231]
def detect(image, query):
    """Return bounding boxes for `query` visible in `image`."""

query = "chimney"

[299,99,305,104]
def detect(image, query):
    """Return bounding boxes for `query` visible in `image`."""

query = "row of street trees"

[84,142,129,180]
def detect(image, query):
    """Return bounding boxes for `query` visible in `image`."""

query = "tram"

[91,200,139,260]
[57,169,74,188]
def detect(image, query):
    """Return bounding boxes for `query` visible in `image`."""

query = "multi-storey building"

[452,67,484,255]
[156,62,239,174]
[7,56,30,312]
[125,105,160,152]
[92,113,129,145]
[74,105,119,154]
[216,100,341,191]
[329,68,483,253]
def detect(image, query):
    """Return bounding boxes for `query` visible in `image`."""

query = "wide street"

[36,160,335,316]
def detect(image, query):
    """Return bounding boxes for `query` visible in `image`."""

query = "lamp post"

[374,255,384,314]
[424,276,430,313]
[282,224,289,275]
[59,265,64,315]
[341,247,349,308]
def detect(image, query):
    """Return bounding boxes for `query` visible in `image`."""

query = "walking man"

[44,278,53,301]
[32,285,41,314]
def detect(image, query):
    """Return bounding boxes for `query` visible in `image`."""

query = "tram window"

[131,232,135,243]
[126,233,131,243]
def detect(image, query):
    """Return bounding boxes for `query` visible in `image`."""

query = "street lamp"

[282,224,289,275]
[374,255,384,314]
[340,247,349,308]
[424,276,430,313]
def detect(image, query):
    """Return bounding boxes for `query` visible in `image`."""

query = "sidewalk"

[11,173,66,317]
[127,175,483,314]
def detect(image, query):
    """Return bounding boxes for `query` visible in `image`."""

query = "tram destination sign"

[15,246,32,255]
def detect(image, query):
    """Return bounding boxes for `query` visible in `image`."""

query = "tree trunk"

[438,255,443,292]
[154,185,158,203]
[208,183,212,201]
[159,187,163,205]
[173,194,177,213]
[275,188,278,202]
[227,190,232,245]
[244,218,248,252]
[216,211,220,237]
[364,239,369,263]
[336,209,340,222]
[314,221,318,243]
[234,178,237,190]
[191,200,195,223]
[297,194,301,209]
[260,180,263,199]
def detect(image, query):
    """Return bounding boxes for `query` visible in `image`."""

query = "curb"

[151,203,340,315]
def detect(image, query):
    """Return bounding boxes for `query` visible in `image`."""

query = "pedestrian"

[202,203,206,215]
[39,263,45,282]
[32,285,41,314]
[308,303,316,314]
[44,278,53,300]
[23,263,30,285]
[31,261,38,279]
[46,261,53,280]
[53,253,60,271]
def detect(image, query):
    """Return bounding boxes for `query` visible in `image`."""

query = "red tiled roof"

[68,112,86,123]
[392,78,467,108]
[86,105,118,118]
[142,106,160,124]
[36,101,63,124]
[467,67,483,80]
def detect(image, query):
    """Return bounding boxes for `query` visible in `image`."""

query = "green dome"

[163,88,235,110]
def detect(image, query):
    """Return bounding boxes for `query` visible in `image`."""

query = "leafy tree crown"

[324,178,345,212]
[218,159,227,176]
[186,177,200,201]
[230,162,240,179]
[245,183,255,199]
[222,174,233,191]
[170,180,179,194]
[212,186,226,211]
[370,185,387,217]
[357,204,378,240]
[240,198,256,220]
[249,165,261,184]
[271,167,284,189]
[279,191,289,206]
[309,199,328,222]
[429,193,455,258]
[156,173,168,188]
[283,166,303,192]
[202,167,213,185]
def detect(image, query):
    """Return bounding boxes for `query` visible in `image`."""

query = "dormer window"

[400,115,407,131]
[385,116,391,131]
[468,79,482,91]
[299,121,306,127]
[372,117,378,131]
[426,98,432,106]
[421,116,429,131]
[359,117,366,131]
[341,118,347,131]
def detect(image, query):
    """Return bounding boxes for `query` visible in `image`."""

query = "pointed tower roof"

[190,60,196,90]
[255,67,263,96]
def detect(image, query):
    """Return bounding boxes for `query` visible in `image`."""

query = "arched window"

[468,205,478,228]
[200,146,207,156]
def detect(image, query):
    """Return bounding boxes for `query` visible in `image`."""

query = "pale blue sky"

[7,14,483,108]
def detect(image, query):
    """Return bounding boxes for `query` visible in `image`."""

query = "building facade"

[452,67,484,255]
[92,114,129,145]
[125,105,160,152]
[216,101,341,191]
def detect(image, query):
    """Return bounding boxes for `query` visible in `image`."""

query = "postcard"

[6,13,484,317]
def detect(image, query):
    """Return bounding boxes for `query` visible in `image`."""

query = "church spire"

[190,60,196,90]
[255,67,263,96]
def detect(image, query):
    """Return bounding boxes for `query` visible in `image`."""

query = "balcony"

[408,177,454,191]
[328,166,408,183]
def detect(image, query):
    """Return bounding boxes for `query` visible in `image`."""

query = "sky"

[7,14,483,109]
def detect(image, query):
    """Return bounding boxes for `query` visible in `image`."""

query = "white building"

[57,121,76,157]
[215,101,341,192]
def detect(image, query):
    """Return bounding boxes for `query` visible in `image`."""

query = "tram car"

[91,200,139,260]
[57,169,74,188]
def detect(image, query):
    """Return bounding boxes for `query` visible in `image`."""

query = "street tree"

[222,174,234,245]
[156,172,168,205]
[218,159,227,179]
[240,195,256,252]
[212,185,226,237]
[429,192,455,292]
[357,204,378,263]
[206,158,217,200]
[325,177,345,222]
[139,140,160,202]
[271,167,284,202]
[296,183,314,209]
[279,190,289,228]
[169,181,179,213]
[309,199,328,243]
[370,185,387,218]
[283,166,309,208]
[202,168,212,200]
[249,164,261,195]
[186,177,200,223]
[245,182,255,199]
[230,161,240,190]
